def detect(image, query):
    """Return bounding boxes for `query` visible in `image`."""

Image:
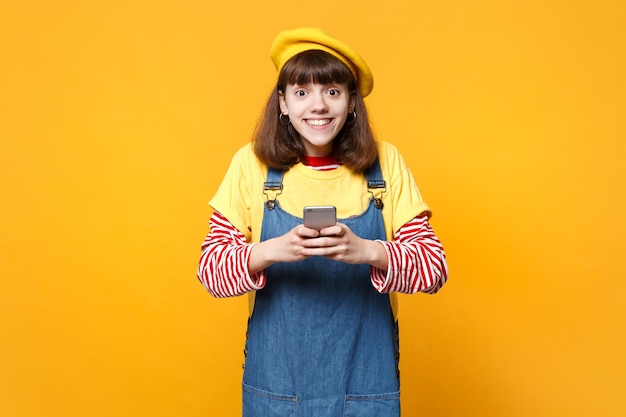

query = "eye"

[327,88,340,96]
[295,89,307,97]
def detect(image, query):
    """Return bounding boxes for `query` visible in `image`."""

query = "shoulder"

[374,141,432,226]
[210,143,268,242]
[375,141,409,177]
[232,143,263,165]
[227,143,268,176]
[212,142,268,205]
[376,140,400,155]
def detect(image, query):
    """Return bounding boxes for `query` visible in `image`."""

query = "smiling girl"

[197,28,448,417]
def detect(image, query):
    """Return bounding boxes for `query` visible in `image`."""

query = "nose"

[310,92,328,112]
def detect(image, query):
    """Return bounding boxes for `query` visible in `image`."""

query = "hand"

[248,224,322,274]
[300,223,388,269]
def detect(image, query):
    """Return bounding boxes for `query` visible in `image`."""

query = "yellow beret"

[270,28,374,97]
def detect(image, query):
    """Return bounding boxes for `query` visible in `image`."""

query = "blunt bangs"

[278,50,356,90]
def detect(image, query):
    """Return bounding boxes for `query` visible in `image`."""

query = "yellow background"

[1,1,624,416]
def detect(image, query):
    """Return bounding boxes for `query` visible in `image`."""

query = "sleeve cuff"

[370,240,393,293]
[245,243,266,291]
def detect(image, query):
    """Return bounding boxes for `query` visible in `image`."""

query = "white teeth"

[306,119,331,126]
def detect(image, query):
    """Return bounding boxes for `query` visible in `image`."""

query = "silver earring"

[279,113,290,126]
[347,110,357,123]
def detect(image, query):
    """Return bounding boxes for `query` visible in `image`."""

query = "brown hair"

[252,50,378,172]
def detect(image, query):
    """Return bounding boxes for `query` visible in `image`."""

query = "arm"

[197,210,323,297]
[371,215,448,294]
[197,211,266,298]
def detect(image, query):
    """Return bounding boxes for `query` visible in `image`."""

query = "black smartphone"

[303,205,336,230]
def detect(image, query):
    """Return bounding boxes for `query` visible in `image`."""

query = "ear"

[278,90,288,114]
[349,91,356,113]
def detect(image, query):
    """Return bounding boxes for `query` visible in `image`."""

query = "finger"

[301,236,327,248]
[319,224,342,237]
[302,245,339,257]
[296,225,321,238]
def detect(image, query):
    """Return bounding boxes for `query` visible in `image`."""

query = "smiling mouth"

[305,119,332,127]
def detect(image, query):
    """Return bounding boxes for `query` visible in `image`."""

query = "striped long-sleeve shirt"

[197,210,448,298]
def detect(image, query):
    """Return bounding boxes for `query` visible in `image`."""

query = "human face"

[279,82,355,157]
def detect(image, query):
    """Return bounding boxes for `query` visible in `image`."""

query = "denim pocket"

[242,383,298,417]
[344,391,400,417]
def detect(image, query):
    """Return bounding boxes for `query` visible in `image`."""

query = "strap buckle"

[263,181,283,210]
[367,179,386,209]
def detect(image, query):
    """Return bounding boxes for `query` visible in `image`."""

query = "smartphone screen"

[303,206,336,230]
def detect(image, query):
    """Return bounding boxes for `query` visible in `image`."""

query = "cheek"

[281,98,300,115]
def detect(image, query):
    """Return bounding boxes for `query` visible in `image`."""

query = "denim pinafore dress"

[242,160,400,417]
